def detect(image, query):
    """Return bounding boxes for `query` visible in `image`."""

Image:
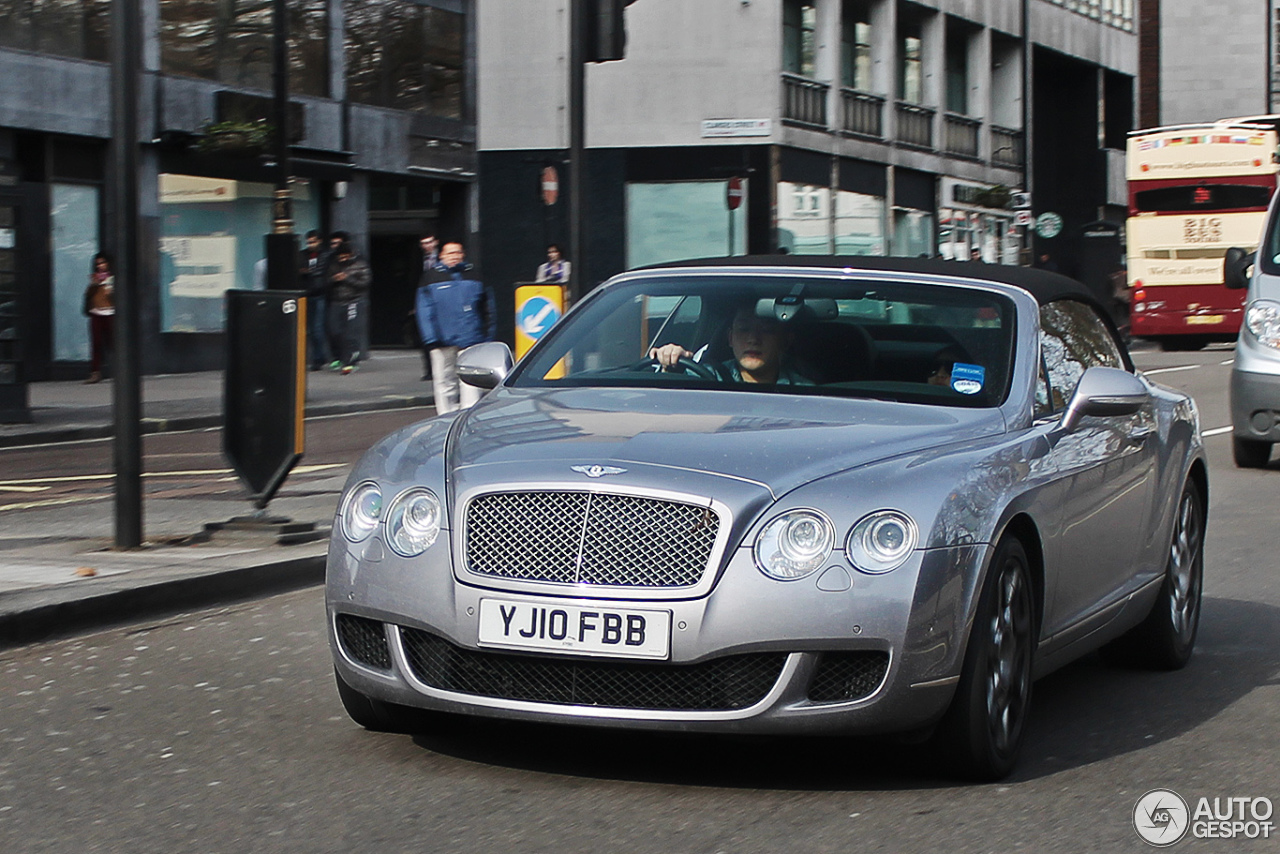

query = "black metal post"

[266,0,298,289]
[110,0,142,548]
[568,0,586,303]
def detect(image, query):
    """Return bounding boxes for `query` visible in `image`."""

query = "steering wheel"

[631,355,721,381]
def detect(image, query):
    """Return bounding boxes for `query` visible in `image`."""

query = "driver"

[649,304,814,385]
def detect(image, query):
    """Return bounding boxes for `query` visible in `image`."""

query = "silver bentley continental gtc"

[327,257,1207,780]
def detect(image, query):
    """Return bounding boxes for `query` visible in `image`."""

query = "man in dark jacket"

[328,241,371,374]
[415,241,496,412]
[300,230,332,371]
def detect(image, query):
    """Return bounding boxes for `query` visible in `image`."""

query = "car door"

[1035,299,1158,640]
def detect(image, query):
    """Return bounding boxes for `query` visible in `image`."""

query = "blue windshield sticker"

[950,362,985,395]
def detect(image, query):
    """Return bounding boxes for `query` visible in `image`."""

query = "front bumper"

[1231,368,1280,441]
[325,535,988,735]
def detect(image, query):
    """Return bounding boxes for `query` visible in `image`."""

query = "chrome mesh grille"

[465,490,720,587]
[400,627,785,711]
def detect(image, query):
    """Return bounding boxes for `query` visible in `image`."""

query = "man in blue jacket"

[415,241,497,413]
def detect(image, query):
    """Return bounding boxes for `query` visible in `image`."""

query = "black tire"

[334,669,435,734]
[1100,479,1204,670]
[1233,436,1272,469]
[935,537,1036,782]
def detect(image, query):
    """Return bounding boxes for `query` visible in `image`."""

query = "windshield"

[510,274,1017,408]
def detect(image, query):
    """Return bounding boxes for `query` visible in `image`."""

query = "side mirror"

[1057,366,1150,434]
[457,341,514,389]
[1224,247,1255,290]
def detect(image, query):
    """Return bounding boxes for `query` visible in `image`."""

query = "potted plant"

[196,119,274,157]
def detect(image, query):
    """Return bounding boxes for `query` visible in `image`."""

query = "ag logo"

[1134,789,1190,846]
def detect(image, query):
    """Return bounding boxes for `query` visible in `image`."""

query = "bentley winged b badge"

[570,464,627,478]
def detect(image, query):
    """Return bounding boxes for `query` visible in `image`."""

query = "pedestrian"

[328,241,371,374]
[413,235,440,380]
[81,252,114,384]
[535,243,570,284]
[416,241,497,413]
[300,230,332,371]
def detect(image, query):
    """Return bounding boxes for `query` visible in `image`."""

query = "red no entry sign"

[726,176,744,210]
[541,166,559,206]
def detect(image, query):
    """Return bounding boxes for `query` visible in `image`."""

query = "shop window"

[777,182,832,255]
[0,0,110,62]
[158,175,319,333]
[891,209,933,258]
[626,181,748,269]
[783,0,817,78]
[159,0,329,98]
[51,183,99,362]
[346,0,465,119]
[834,190,884,255]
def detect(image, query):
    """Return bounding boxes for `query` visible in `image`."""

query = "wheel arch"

[996,513,1046,637]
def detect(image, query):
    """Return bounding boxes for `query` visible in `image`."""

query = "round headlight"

[341,481,382,542]
[754,510,835,580]
[847,510,918,574]
[1245,299,1280,350]
[385,488,442,557]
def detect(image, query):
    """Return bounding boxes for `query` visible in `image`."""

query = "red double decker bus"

[1126,119,1278,349]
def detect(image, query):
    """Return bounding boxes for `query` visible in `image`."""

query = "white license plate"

[477,598,671,660]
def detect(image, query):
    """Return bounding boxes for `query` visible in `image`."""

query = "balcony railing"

[782,73,829,128]
[991,125,1025,167]
[943,113,981,159]
[895,101,934,149]
[840,89,884,139]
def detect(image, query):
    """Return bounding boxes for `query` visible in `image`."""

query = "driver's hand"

[648,343,694,371]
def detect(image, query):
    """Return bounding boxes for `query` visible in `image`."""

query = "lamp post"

[110,0,142,547]
[265,0,298,290]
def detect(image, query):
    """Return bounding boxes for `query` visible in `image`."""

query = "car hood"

[449,386,1007,498]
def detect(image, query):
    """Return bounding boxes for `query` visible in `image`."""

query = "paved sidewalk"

[0,349,436,647]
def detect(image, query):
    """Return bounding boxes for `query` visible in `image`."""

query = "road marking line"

[0,463,344,488]
[0,485,51,493]
[0,495,110,513]
[1142,365,1200,375]
[1203,426,1233,437]
[1221,359,1235,365]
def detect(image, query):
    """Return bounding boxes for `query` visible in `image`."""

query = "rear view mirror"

[1224,247,1254,290]
[1057,366,1150,435]
[457,341,514,389]
[758,296,839,322]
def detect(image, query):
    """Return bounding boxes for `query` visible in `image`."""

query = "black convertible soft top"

[641,255,1098,308]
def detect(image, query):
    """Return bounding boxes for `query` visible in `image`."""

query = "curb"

[0,553,326,649]
[0,394,435,449]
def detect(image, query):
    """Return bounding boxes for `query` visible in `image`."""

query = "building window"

[158,175,320,333]
[783,0,817,79]
[626,181,748,269]
[898,25,922,104]
[945,26,968,114]
[835,189,885,255]
[159,0,329,98]
[777,182,832,255]
[841,2,872,91]
[51,183,100,362]
[346,0,465,119]
[0,0,110,62]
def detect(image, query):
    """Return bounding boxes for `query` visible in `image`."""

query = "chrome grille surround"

[462,487,728,590]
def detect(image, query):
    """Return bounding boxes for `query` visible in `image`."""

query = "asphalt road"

[1,346,1277,853]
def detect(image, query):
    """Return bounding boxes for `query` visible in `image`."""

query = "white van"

[1225,189,1280,467]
